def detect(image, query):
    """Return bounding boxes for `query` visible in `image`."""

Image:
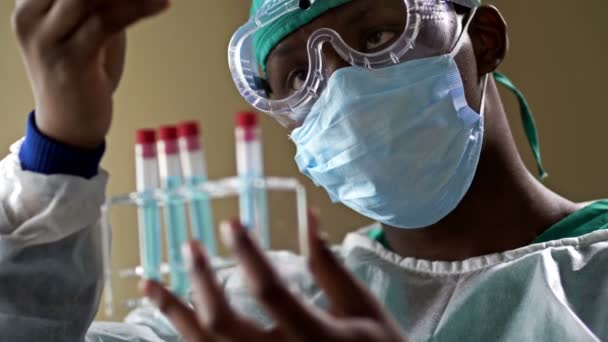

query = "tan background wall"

[0,1,606,321]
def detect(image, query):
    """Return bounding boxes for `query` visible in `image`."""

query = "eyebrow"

[270,41,301,60]
[344,2,376,27]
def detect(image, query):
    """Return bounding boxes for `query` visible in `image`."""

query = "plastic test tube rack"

[101,176,309,317]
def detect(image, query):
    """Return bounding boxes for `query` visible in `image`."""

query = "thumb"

[104,32,127,92]
[69,0,169,62]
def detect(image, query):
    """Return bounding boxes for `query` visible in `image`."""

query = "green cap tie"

[493,71,548,180]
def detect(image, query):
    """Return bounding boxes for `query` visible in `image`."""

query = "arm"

[2,0,169,340]
[0,117,107,341]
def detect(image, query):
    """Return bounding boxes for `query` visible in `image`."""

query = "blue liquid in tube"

[188,176,217,256]
[138,191,162,280]
[163,176,190,298]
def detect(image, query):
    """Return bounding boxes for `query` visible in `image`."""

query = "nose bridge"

[321,44,350,78]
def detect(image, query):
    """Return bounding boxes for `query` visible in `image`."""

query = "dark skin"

[265,1,581,261]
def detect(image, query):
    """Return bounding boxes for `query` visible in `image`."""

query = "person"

[0,0,606,341]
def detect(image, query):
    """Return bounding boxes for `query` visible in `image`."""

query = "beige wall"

[0,1,606,321]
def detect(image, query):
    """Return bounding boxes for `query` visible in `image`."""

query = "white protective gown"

[0,142,607,342]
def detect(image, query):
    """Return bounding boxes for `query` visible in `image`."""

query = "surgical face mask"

[290,13,488,229]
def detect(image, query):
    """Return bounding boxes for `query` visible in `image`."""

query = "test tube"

[157,126,189,298]
[135,130,162,280]
[235,112,270,249]
[177,121,217,256]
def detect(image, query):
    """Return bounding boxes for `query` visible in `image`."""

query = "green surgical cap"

[250,0,481,71]
[251,0,352,71]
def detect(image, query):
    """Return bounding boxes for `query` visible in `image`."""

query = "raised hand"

[12,0,169,148]
[143,212,409,342]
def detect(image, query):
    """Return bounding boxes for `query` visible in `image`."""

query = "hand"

[11,0,169,148]
[142,212,409,342]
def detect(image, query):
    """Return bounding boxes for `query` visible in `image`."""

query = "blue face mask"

[291,38,488,229]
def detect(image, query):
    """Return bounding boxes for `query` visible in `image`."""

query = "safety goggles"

[229,0,479,128]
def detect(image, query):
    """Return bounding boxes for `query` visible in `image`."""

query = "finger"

[96,0,170,35]
[104,32,126,90]
[220,220,328,340]
[142,280,215,342]
[307,210,384,318]
[183,241,264,341]
[67,0,169,59]
[40,0,97,43]
[12,0,55,38]
[14,0,54,17]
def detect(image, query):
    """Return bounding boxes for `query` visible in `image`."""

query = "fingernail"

[220,221,236,248]
[319,231,330,243]
[146,283,166,310]
[181,243,194,270]
[138,280,148,294]
[142,281,159,300]
[312,230,331,254]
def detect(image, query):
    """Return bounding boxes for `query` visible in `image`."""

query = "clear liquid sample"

[254,183,270,249]
[239,172,270,249]
[239,174,255,230]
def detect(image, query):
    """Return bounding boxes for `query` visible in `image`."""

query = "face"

[258,1,511,231]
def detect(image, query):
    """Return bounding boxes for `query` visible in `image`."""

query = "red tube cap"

[136,129,156,144]
[236,111,258,128]
[177,121,200,137]
[158,126,178,141]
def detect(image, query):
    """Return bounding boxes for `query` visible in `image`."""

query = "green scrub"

[368,200,608,250]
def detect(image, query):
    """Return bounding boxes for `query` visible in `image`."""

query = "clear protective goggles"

[229,0,477,128]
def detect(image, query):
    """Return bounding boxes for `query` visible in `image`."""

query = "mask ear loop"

[449,7,478,58]
[478,73,489,118]
[448,7,488,119]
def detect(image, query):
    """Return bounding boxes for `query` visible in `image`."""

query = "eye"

[365,30,397,52]
[287,69,307,92]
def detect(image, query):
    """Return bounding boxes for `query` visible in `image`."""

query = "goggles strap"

[493,71,548,180]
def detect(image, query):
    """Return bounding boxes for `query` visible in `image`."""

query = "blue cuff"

[19,112,105,179]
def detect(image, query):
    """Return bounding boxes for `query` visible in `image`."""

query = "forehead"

[266,0,459,68]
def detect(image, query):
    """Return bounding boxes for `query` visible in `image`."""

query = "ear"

[469,5,509,76]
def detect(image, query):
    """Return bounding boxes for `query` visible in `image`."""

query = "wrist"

[34,106,109,149]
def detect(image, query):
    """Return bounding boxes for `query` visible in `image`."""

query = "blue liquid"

[137,192,162,280]
[239,173,270,249]
[163,176,189,298]
[188,176,217,256]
